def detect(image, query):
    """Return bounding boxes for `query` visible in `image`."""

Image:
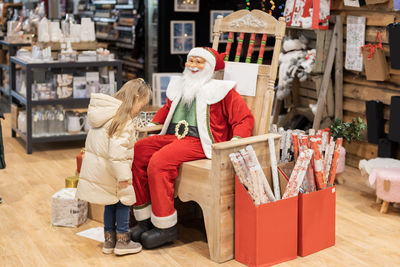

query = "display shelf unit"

[10,56,122,154]
[0,40,31,103]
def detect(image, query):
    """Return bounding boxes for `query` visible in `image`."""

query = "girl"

[76,79,151,255]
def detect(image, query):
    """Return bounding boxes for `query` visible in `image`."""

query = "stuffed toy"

[277,36,316,100]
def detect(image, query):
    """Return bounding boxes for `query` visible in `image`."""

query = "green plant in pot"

[328,117,366,182]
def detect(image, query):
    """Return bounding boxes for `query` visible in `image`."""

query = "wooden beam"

[344,73,400,91]
[332,0,396,12]
[343,97,390,120]
[343,83,399,105]
[339,11,395,27]
[335,15,344,120]
[343,140,378,159]
[313,22,338,129]
[299,88,317,99]
[345,153,363,168]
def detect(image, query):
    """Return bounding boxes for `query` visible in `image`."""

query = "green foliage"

[329,117,366,143]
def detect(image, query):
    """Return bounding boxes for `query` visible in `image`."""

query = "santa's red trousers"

[131,134,206,220]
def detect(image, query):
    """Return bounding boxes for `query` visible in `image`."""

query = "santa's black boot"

[141,225,178,249]
[130,219,154,242]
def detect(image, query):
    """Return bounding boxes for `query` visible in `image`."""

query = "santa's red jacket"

[152,77,254,158]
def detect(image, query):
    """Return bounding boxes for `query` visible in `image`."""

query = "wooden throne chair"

[138,9,286,263]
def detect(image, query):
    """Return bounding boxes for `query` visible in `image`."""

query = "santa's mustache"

[188,67,200,72]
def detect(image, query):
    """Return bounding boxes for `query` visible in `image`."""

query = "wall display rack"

[79,0,145,82]
[9,56,122,154]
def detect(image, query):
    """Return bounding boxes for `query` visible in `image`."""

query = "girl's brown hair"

[108,78,151,137]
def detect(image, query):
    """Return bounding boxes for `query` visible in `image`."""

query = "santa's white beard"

[181,62,214,107]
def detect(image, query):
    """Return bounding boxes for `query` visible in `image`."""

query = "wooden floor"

[1,113,400,267]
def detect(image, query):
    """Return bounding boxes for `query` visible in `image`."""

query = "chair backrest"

[212,9,286,135]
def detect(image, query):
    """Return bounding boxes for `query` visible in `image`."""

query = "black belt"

[167,121,200,139]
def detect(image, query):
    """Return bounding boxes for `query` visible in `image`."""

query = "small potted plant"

[329,117,366,183]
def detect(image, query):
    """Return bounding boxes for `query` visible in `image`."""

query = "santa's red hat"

[187,47,226,71]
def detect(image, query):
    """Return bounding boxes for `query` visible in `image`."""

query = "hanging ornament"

[245,0,251,10]
[270,0,276,15]
[261,0,266,11]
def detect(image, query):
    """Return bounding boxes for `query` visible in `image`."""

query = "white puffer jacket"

[76,93,136,206]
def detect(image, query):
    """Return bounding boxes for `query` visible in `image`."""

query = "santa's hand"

[146,122,156,127]
[231,136,241,141]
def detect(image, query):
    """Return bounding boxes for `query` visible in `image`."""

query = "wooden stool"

[369,168,400,214]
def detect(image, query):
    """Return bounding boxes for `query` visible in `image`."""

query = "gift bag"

[388,23,400,69]
[284,0,330,29]
[361,32,390,81]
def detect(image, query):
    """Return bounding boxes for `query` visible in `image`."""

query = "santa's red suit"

[131,48,254,232]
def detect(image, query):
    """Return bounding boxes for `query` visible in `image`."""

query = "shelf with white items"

[9,57,122,154]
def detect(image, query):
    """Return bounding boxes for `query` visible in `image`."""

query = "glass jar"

[54,105,66,134]
[17,111,27,134]
[46,106,57,135]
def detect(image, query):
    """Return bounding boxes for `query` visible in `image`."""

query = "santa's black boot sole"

[141,225,178,249]
[130,219,154,242]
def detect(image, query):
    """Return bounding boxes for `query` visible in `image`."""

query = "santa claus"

[131,47,254,248]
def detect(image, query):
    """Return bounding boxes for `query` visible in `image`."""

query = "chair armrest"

[212,134,281,151]
[137,124,163,133]
[211,133,281,190]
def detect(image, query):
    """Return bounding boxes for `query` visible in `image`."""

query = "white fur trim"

[133,204,152,221]
[151,210,177,229]
[162,77,236,159]
[160,96,180,135]
[188,48,216,70]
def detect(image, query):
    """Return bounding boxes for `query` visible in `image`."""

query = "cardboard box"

[298,186,336,256]
[235,172,298,267]
[88,203,104,223]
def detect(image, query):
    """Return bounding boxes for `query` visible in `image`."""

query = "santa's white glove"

[231,136,240,141]
[146,122,156,127]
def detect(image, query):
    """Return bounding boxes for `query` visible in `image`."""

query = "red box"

[298,186,336,256]
[235,175,298,267]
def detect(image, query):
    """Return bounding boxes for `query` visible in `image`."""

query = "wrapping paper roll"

[299,137,316,193]
[236,152,255,196]
[283,149,313,199]
[324,137,336,182]
[267,138,281,200]
[246,146,276,202]
[310,138,327,190]
[328,138,343,186]
[283,129,293,163]
[321,131,329,153]
[241,149,265,205]
[292,133,300,162]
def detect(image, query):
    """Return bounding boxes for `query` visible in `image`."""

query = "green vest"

[171,100,197,127]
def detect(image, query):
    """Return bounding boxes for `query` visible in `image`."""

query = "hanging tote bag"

[361,31,390,81]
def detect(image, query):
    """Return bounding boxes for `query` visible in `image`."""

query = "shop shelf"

[9,57,122,154]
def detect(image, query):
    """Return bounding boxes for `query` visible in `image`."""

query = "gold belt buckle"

[175,120,189,139]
